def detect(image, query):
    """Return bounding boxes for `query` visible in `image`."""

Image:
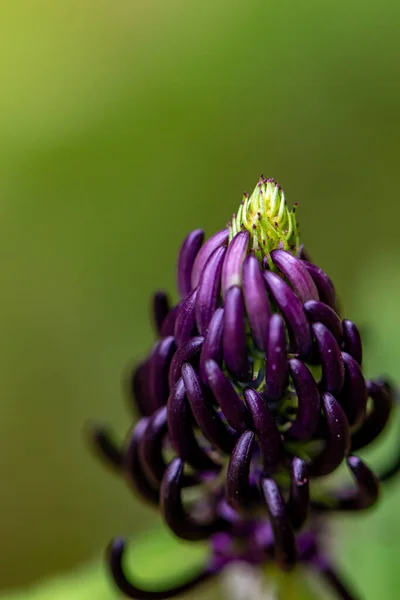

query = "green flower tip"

[229,176,300,263]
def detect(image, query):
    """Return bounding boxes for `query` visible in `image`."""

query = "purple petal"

[261,477,297,570]
[161,457,229,541]
[221,230,249,297]
[244,387,282,469]
[191,229,229,289]
[304,300,343,340]
[288,358,320,440]
[145,344,160,412]
[341,319,363,366]
[351,379,393,451]
[87,423,123,470]
[338,456,380,510]
[288,458,309,530]
[226,430,257,511]
[124,419,159,505]
[177,229,204,298]
[302,260,337,311]
[167,378,220,471]
[271,249,319,303]
[150,336,176,411]
[223,286,250,382]
[265,313,288,402]
[182,362,238,454]
[264,270,313,359]
[339,352,367,429]
[160,304,180,338]
[128,360,153,417]
[108,537,215,600]
[308,392,350,477]
[152,291,170,336]
[242,254,271,350]
[195,246,226,336]
[313,455,380,513]
[205,359,251,432]
[138,406,168,487]
[312,322,345,396]
[174,289,198,347]
[199,307,224,384]
[168,336,203,389]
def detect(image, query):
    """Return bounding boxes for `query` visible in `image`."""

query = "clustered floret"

[90,178,398,600]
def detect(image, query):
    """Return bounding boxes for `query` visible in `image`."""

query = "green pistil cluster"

[229,177,299,263]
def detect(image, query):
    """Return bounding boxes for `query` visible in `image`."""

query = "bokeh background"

[1,1,400,598]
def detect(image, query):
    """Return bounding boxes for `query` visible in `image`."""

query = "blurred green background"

[1,0,400,598]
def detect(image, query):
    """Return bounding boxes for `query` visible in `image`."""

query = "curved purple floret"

[338,456,380,511]
[223,286,250,382]
[288,358,320,441]
[108,537,215,599]
[302,260,338,311]
[152,291,170,336]
[129,361,153,417]
[139,406,168,487]
[191,229,229,289]
[150,336,176,411]
[205,359,251,432]
[226,430,257,511]
[288,458,309,530]
[168,336,203,388]
[182,362,238,454]
[88,423,123,471]
[308,393,350,477]
[221,230,249,297]
[265,313,288,402]
[242,254,271,350]
[304,300,343,340]
[160,304,180,338]
[167,377,219,471]
[124,419,159,505]
[261,477,298,570]
[341,319,363,366]
[264,270,313,359]
[351,380,393,451]
[271,249,319,303]
[199,307,224,384]
[312,322,345,396]
[339,352,367,429]
[174,289,198,347]
[196,246,226,336]
[161,457,229,541]
[244,387,282,469]
[177,229,204,298]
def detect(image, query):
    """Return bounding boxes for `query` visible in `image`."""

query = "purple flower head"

[89,177,398,599]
